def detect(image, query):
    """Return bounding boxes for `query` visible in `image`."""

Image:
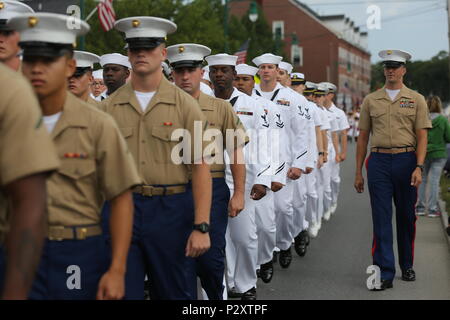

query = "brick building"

[230,0,371,111]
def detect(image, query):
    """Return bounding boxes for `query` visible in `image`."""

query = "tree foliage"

[82,0,280,64]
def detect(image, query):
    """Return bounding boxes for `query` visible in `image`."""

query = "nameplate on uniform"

[276,99,290,106]
[236,111,253,116]
[399,99,415,108]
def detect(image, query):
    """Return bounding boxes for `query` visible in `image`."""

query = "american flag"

[234,39,250,65]
[97,0,116,32]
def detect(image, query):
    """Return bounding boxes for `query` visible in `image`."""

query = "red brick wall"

[230,0,340,83]
[229,0,371,105]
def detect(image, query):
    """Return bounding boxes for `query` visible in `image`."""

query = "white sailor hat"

[202,66,210,82]
[0,0,34,30]
[278,61,293,74]
[320,82,337,93]
[205,53,238,67]
[100,53,131,69]
[167,43,211,69]
[291,72,305,84]
[8,13,89,57]
[378,49,411,68]
[252,53,282,67]
[161,61,171,76]
[315,83,329,95]
[74,51,99,69]
[92,69,103,80]
[304,81,317,94]
[115,16,177,50]
[72,51,99,77]
[235,64,258,76]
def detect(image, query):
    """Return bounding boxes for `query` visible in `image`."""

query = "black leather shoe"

[370,279,393,291]
[305,232,310,246]
[294,232,308,257]
[228,287,243,298]
[259,261,274,283]
[279,247,292,269]
[272,251,279,263]
[402,268,416,281]
[241,287,257,300]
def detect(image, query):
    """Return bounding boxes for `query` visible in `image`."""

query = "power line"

[296,3,445,45]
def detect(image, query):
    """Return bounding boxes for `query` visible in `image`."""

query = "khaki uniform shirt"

[99,77,210,185]
[0,64,59,237]
[197,92,248,174]
[359,85,432,148]
[87,96,100,107]
[47,92,141,226]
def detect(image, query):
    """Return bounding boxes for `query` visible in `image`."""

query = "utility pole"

[79,0,85,50]
[447,0,450,101]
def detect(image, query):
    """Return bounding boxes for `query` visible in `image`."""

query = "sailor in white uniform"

[234,63,284,284]
[206,54,271,300]
[321,82,350,216]
[252,53,309,269]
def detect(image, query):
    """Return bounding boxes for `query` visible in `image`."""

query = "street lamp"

[249,1,258,23]
[224,0,258,53]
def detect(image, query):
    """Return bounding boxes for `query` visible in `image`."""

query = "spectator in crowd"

[416,96,450,217]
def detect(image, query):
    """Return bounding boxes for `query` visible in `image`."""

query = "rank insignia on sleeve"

[35,116,43,129]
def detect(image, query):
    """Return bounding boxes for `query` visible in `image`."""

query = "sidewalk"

[438,198,450,251]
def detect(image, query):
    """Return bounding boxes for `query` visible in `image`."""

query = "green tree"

[84,0,182,54]
[82,0,280,64]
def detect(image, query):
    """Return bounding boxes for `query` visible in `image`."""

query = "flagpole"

[79,0,85,50]
[85,6,98,22]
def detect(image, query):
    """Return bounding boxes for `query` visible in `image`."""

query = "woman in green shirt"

[417,96,450,217]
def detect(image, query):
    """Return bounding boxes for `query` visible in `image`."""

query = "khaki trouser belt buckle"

[48,226,66,241]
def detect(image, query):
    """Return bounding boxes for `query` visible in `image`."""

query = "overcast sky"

[301,0,448,62]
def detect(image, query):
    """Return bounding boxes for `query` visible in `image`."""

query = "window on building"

[273,21,284,40]
[291,45,303,67]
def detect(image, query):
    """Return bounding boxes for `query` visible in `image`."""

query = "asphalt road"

[253,142,450,300]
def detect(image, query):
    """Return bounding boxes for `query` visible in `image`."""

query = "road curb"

[438,197,450,252]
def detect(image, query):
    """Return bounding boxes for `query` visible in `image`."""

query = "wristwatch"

[416,164,424,172]
[193,222,210,233]
[318,152,325,156]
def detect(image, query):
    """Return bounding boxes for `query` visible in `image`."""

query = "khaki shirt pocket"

[395,107,416,130]
[151,126,184,164]
[369,107,388,129]
[58,159,96,180]
[120,127,134,139]
[49,159,98,213]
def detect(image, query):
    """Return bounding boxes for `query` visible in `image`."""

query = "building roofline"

[290,1,370,56]
[320,14,345,21]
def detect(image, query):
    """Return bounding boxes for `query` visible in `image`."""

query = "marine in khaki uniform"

[11,12,141,300]
[69,51,100,106]
[100,17,212,300]
[355,49,432,291]
[0,63,59,300]
[0,0,33,71]
[167,43,247,300]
